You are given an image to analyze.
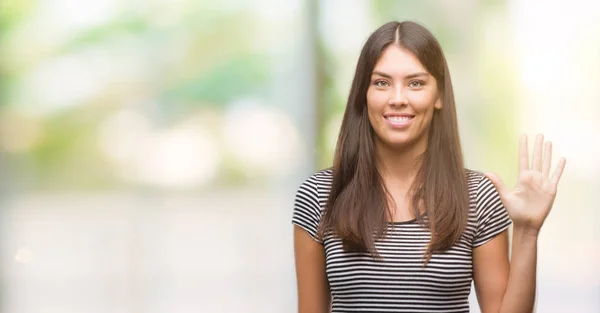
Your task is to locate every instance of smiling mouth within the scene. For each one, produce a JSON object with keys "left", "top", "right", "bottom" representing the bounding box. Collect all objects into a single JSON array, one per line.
[
  {"left": 384, "top": 114, "right": 415, "bottom": 128},
  {"left": 385, "top": 116, "right": 414, "bottom": 122}
]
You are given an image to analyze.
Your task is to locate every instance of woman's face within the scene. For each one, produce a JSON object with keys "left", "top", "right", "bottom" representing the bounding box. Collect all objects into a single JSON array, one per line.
[{"left": 366, "top": 45, "right": 442, "bottom": 151}]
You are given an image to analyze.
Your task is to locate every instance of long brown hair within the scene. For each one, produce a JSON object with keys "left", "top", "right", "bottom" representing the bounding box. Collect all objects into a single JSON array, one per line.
[{"left": 318, "top": 21, "right": 469, "bottom": 262}]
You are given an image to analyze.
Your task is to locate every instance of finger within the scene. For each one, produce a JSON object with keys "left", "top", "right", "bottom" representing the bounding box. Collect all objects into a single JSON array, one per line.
[
  {"left": 551, "top": 157, "right": 566, "bottom": 189},
  {"left": 542, "top": 141, "right": 552, "bottom": 177},
  {"left": 485, "top": 172, "right": 508, "bottom": 196},
  {"left": 532, "top": 133, "right": 544, "bottom": 171},
  {"left": 519, "top": 134, "right": 529, "bottom": 173}
]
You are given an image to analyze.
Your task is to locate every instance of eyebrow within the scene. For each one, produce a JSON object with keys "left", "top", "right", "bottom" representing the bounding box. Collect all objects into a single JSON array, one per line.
[{"left": 371, "top": 71, "right": 429, "bottom": 80}]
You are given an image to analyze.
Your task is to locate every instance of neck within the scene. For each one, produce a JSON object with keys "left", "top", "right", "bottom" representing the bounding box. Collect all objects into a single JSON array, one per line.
[{"left": 376, "top": 137, "right": 428, "bottom": 190}]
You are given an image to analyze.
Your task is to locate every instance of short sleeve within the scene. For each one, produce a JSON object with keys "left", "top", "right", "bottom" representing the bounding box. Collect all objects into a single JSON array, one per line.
[
  {"left": 291, "top": 174, "right": 323, "bottom": 244},
  {"left": 473, "top": 175, "right": 512, "bottom": 247}
]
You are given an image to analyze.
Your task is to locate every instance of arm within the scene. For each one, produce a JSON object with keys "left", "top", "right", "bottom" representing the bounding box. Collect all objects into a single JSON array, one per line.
[
  {"left": 473, "top": 228, "right": 539, "bottom": 313},
  {"left": 293, "top": 226, "right": 331, "bottom": 313},
  {"left": 481, "top": 133, "right": 566, "bottom": 313},
  {"left": 473, "top": 230, "right": 509, "bottom": 313},
  {"left": 498, "top": 227, "right": 539, "bottom": 313}
]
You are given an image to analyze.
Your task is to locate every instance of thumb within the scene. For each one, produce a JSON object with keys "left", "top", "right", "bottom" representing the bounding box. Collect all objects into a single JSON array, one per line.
[{"left": 484, "top": 172, "right": 508, "bottom": 196}]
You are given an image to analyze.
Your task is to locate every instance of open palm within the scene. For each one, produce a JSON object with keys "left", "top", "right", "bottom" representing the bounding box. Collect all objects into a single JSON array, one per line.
[{"left": 485, "top": 134, "right": 566, "bottom": 232}]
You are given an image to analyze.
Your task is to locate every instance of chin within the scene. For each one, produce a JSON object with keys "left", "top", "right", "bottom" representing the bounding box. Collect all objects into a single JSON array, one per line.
[
  {"left": 380, "top": 136, "right": 412, "bottom": 148},
  {"left": 380, "top": 133, "right": 425, "bottom": 150}
]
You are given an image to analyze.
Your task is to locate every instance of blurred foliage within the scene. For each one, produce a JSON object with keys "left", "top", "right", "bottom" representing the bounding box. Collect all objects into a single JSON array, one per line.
[
  {"left": 0, "top": 0, "right": 34, "bottom": 33},
  {"left": 58, "top": 16, "right": 150, "bottom": 53},
  {"left": 162, "top": 54, "right": 269, "bottom": 107},
  {"left": 28, "top": 108, "right": 118, "bottom": 189},
  {"left": 0, "top": 1, "right": 275, "bottom": 190}
]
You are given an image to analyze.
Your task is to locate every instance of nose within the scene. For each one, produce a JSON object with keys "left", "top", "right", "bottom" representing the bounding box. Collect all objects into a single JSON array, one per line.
[{"left": 388, "top": 85, "right": 407, "bottom": 106}]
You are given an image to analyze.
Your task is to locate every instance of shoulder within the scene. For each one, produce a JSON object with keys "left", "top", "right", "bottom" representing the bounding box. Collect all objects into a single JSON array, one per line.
[
  {"left": 465, "top": 168, "right": 485, "bottom": 184},
  {"left": 311, "top": 167, "right": 334, "bottom": 185},
  {"left": 297, "top": 168, "right": 333, "bottom": 194},
  {"left": 292, "top": 168, "right": 333, "bottom": 243},
  {"left": 464, "top": 168, "right": 504, "bottom": 215},
  {"left": 464, "top": 169, "right": 501, "bottom": 201},
  {"left": 464, "top": 168, "right": 489, "bottom": 197},
  {"left": 294, "top": 168, "right": 333, "bottom": 207}
]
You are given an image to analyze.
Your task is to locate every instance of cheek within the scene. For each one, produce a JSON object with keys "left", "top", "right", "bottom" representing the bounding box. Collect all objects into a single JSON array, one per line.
[
  {"left": 366, "top": 90, "right": 386, "bottom": 114},
  {"left": 407, "top": 91, "right": 438, "bottom": 112}
]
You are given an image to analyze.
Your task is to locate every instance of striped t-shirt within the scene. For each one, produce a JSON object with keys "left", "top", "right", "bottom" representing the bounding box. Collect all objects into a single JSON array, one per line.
[{"left": 292, "top": 169, "right": 511, "bottom": 313}]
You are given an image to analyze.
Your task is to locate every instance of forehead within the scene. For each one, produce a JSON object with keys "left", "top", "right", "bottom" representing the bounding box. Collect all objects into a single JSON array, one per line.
[{"left": 373, "top": 45, "right": 427, "bottom": 74}]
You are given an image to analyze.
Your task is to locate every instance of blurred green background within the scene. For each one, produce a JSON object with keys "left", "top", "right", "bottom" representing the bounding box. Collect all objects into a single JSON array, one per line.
[{"left": 0, "top": 0, "right": 598, "bottom": 312}]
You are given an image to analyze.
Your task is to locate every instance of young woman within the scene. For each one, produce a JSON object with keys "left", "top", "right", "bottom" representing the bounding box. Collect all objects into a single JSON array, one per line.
[{"left": 292, "top": 21, "right": 566, "bottom": 313}]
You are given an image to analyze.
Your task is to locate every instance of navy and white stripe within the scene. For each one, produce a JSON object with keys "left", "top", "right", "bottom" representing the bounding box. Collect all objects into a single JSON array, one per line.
[{"left": 292, "top": 169, "right": 511, "bottom": 313}]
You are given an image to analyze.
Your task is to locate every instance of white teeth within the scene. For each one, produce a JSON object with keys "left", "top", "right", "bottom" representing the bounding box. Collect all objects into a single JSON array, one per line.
[{"left": 387, "top": 116, "right": 412, "bottom": 122}]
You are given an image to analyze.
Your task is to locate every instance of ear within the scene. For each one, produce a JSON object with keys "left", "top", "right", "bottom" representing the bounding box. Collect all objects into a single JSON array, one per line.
[{"left": 434, "top": 96, "right": 443, "bottom": 109}]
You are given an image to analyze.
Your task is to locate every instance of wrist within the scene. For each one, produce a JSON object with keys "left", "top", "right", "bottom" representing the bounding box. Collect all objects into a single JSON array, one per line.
[{"left": 513, "top": 225, "right": 541, "bottom": 239}]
